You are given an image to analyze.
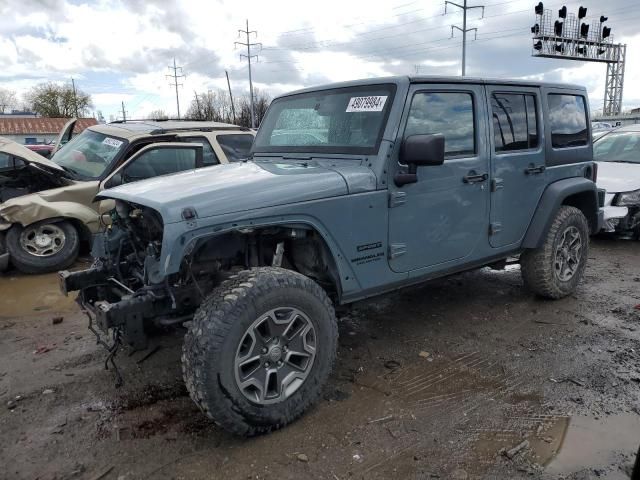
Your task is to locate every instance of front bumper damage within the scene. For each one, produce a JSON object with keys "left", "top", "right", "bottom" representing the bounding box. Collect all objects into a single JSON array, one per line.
[
  {"left": 60, "top": 267, "right": 158, "bottom": 350},
  {"left": 601, "top": 205, "right": 640, "bottom": 236}
]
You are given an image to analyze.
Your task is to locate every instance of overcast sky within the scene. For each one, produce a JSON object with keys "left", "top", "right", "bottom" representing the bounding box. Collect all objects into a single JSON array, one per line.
[{"left": 1, "top": 0, "right": 639, "bottom": 120}]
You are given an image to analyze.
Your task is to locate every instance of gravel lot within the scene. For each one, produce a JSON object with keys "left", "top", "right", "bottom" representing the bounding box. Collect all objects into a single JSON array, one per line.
[{"left": 0, "top": 237, "right": 639, "bottom": 480}]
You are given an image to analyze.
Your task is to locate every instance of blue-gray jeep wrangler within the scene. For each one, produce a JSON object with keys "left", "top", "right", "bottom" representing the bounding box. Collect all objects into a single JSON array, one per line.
[{"left": 61, "top": 76, "right": 603, "bottom": 436}]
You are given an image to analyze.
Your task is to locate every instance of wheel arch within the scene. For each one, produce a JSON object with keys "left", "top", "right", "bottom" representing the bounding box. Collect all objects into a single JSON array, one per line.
[
  {"left": 170, "top": 218, "right": 357, "bottom": 302},
  {"left": 522, "top": 177, "right": 599, "bottom": 249}
]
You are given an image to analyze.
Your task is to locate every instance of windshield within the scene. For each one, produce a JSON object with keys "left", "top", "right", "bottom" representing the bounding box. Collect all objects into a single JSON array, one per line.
[
  {"left": 217, "top": 133, "right": 254, "bottom": 162},
  {"left": 594, "top": 130, "right": 640, "bottom": 164},
  {"left": 52, "top": 130, "right": 126, "bottom": 179},
  {"left": 253, "top": 84, "right": 396, "bottom": 155}
]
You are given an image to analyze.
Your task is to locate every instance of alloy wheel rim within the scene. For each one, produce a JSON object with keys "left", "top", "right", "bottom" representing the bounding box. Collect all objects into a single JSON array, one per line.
[
  {"left": 19, "top": 224, "right": 66, "bottom": 257},
  {"left": 234, "top": 307, "right": 317, "bottom": 405},
  {"left": 554, "top": 226, "right": 582, "bottom": 282}
]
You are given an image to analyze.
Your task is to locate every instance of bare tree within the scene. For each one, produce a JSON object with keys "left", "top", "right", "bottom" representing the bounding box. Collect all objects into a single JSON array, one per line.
[
  {"left": 147, "top": 109, "right": 169, "bottom": 120},
  {"left": 185, "top": 89, "right": 234, "bottom": 123},
  {"left": 24, "top": 82, "right": 93, "bottom": 117},
  {"left": 237, "top": 88, "right": 271, "bottom": 128},
  {"left": 0, "top": 88, "right": 17, "bottom": 113},
  {"left": 186, "top": 87, "right": 271, "bottom": 127}
]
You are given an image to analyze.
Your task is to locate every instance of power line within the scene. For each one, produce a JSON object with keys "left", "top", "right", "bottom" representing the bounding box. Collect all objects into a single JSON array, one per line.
[
  {"left": 235, "top": 19, "right": 261, "bottom": 128},
  {"left": 446, "top": 0, "right": 485, "bottom": 76},
  {"left": 166, "top": 58, "right": 185, "bottom": 119}
]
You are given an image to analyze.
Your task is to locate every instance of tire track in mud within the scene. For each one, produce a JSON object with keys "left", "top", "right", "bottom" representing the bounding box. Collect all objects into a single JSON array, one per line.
[{"left": 348, "top": 351, "right": 563, "bottom": 477}]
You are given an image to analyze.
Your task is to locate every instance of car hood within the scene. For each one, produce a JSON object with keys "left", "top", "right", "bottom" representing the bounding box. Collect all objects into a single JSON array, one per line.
[
  {"left": 100, "top": 161, "right": 374, "bottom": 224},
  {"left": 596, "top": 161, "right": 640, "bottom": 193},
  {"left": 0, "top": 137, "right": 65, "bottom": 172}
]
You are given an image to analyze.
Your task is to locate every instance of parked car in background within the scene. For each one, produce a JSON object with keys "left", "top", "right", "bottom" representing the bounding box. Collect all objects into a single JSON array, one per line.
[
  {"left": 25, "top": 143, "right": 56, "bottom": 159},
  {"left": 0, "top": 120, "right": 255, "bottom": 273},
  {"left": 592, "top": 121, "right": 614, "bottom": 131},
  {"left": 595, "top": 124, "right": 640, "bottom": 238}
]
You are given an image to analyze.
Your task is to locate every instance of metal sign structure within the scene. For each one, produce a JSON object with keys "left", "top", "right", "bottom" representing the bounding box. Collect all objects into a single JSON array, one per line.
[{"left": 531, "top": 3, "right": 626, "bottom": 115}]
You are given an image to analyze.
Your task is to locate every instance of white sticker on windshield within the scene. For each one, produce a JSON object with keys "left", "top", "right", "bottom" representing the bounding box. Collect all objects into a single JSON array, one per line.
[
  {"left": 102, "top": 137, "right": 123, "bottom": 148},
  {"left": 346, "top": 96, "right": 387, "bottom": 113}
]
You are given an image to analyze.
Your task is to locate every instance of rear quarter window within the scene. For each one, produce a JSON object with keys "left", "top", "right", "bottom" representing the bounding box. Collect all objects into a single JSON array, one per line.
[{"left": 548, "top": 94, "right": 588, "bottom": 148}]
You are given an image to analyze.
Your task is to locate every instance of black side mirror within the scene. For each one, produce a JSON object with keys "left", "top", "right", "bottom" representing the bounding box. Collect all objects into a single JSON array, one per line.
[
  {"left": 395, "top": 134, "right": 445, "bottom": 186},
  {"left": 105, "top": 172, "right": 123, "bottom": 189}
]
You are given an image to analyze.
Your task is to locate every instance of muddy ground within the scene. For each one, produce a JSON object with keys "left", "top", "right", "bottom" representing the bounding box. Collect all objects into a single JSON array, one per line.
[{"left": 0, "top": 237, "right": 639, "bottom": 480}]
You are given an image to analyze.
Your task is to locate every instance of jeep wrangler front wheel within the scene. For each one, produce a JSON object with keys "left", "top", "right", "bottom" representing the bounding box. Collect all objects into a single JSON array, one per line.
[
  {"left": 182, "top": 267, "right": 338, "bottom": 436},
  {"left": 520, "top": 205, "right": 589, "bottom": 299}
]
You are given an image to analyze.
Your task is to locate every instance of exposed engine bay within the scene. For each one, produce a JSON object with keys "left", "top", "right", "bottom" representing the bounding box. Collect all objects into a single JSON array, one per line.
[
  {"left": 0, "top": 163, "right": 70, "bottom": 203},
  {"left": 60, "top": 199, "right": 340, "bottom": 379}
]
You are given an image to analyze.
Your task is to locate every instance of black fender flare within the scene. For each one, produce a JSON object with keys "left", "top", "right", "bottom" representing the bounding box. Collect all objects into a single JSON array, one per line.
[{"left": 522, "top": 177, "right": 599, "bottom": 249}]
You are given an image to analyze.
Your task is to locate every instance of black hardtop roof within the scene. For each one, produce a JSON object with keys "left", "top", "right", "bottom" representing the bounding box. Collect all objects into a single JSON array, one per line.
[{"left": 280, "top": 75, "right": 586, "bottom": 98}]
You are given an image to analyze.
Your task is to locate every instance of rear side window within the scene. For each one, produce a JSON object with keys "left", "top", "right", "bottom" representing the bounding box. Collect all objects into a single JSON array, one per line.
[
  {"left": 183, "top": 137, "right": 219, "bottom": 166},
  {"left": 548, "top": 94, "right": 588, "bottom": 148},
  {"left": 491, "top": 93, "right": 538, "bottom": 152},
  {"left": 123, "top": 147, "right": 196, "bottom": 182},
  {"left": 217, "top": 134, "right": 254, "bottom": 162},
  {"left": 405, "top": 92, "right": 475, "bottom": 158}
]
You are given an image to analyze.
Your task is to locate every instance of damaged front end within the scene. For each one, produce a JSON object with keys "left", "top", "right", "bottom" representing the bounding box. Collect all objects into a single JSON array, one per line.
[
  {"left": 601, "top": 190, "right": 640, "bottom": 238},
  {"left": 60, "top": 200, "right": 219, "bottom": 359}
]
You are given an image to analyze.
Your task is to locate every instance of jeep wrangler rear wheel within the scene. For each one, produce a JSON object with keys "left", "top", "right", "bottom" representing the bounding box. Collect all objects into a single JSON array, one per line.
[
  {"left": 182, "top": 267, "right": 338, "bottom": 436},
  {"left": 520, "top": 205, "right": 589, "bottom": 299}
]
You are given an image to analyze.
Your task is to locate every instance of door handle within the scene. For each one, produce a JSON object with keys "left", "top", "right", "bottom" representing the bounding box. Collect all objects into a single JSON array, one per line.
[
  {"left": 525, "top": 164, "right": 546, "bottom": 175},
  {"left": 463, "top": 171, "right": 488, "bottom": 184}
]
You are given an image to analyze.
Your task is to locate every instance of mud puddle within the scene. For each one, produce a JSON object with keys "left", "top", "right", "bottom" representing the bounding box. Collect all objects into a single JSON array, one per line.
[
  {"left": 0, "top": 271, "right": 78, "bottom": 316},
  {"left": 546, "top": 413, "right": 640, "bottom": 477}
]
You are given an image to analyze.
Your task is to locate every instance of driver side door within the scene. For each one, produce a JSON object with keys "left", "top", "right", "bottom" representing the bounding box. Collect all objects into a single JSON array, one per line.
[
  {"left": 388, "top": 84, "right": 490, "bottom": 273},
  {"left": 100, "top": 143, "right": 203, "bottom": 189}
]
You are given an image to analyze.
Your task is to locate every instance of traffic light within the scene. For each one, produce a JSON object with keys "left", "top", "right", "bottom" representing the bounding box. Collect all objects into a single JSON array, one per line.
[
  {"left": 554, "top": 20, "right": 563, "bottom": 36},
  {"left": 531, "top": 24, "right": 540, "bottom": 34},
  {"left": 558, "top": 6, "right": 567, "bottom": 18},
  {"left": 535, "top": 2, "right": 544, "bottom": 15},
  {"left": 578, "top": 6, "right": 587, "bottom": 19},
  {"left": 580, "top": 23, "right": 589, "bottom": 37},
  {"left": 602, "top": 26, "right": 611, "bottom": 39},
  {"left": 600, "top": 16, "right": 608, "bottom": 23},
  {"left": 534, "top": 40, "right": 543, "bottom": 50}
]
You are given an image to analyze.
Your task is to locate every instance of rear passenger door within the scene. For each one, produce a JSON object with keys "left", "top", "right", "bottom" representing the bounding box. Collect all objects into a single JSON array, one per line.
[{"left": 487, "top": 87, "right": 546, "bottom": 247}]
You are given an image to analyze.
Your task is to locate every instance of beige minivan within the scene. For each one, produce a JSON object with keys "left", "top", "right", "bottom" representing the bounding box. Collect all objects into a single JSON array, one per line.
[{"left": 0, "top": 120, "right": 255, "bottom": 274}]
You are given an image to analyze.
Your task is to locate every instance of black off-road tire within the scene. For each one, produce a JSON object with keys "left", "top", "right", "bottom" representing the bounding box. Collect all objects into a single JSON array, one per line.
[
  {"left": 182, "top": 267, "right": 338, "bottom": 436},
  {"left": 520, "top": 205, "right": 589, "bottom": 299},
  {"left": 5, "top": 220, "right": 79, "bottom": 274}
]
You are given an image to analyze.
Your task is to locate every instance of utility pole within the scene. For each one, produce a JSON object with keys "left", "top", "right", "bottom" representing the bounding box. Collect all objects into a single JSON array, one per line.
[
  {"left": 226, "top": 70, "right": 237, "bottom": 124},
  {"left": 121, "top": 101, "right": 127, "bottom": 122},
  {"left": 235, "top": 20, "right": 261, "bottom": 128},
  {"left": 446, "top": 0, "right": 484, "bottom": 76},
  {"left": 166, "top": 58, "right": 185, "bottom": 119},
  {"left": 71, "top": 77, "right": 79, "bottom": 117}
]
